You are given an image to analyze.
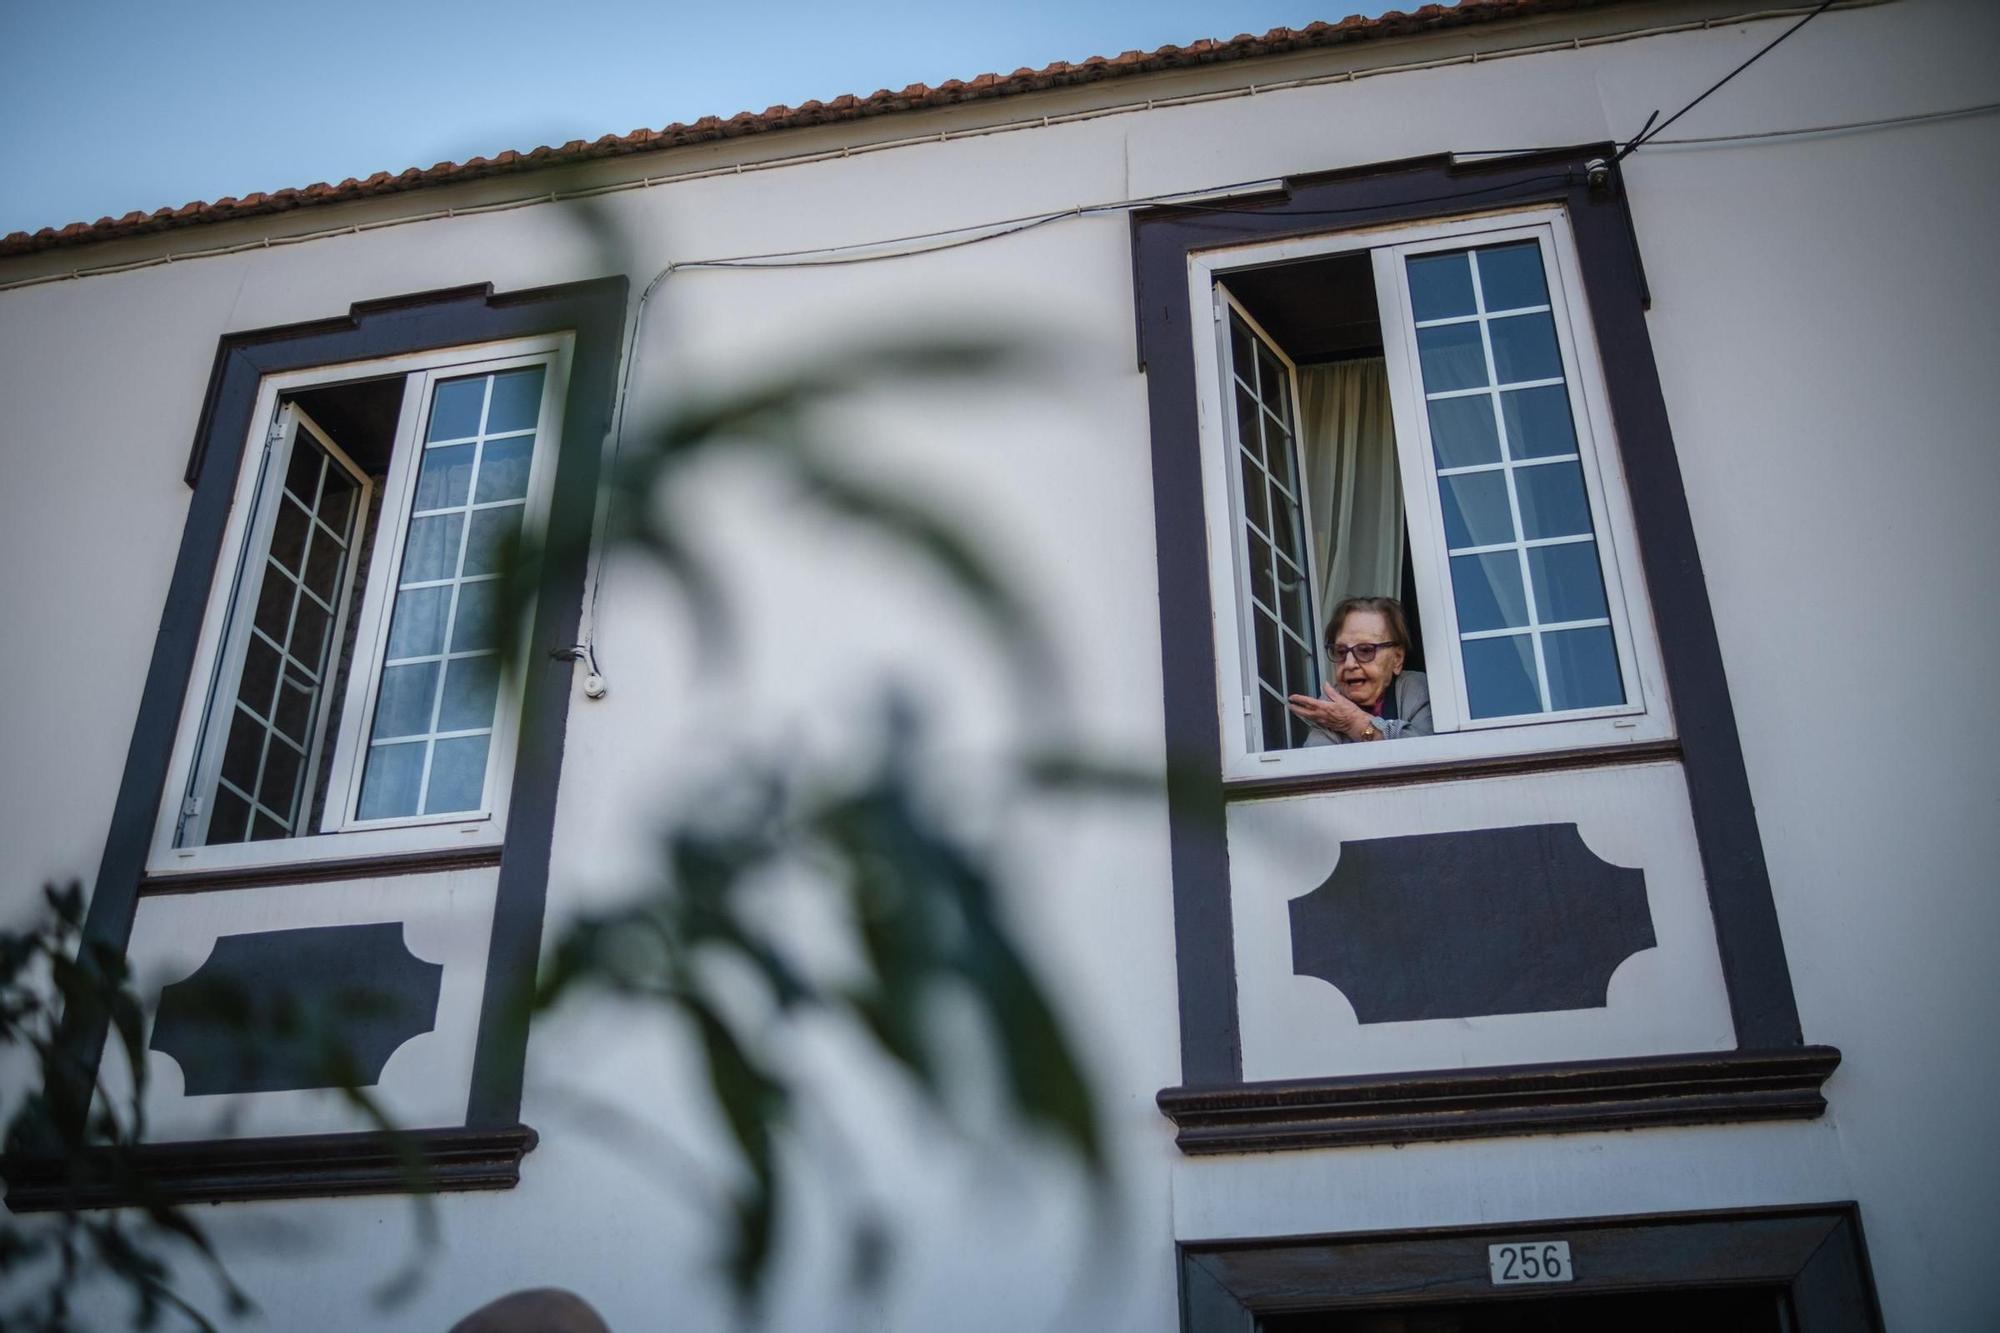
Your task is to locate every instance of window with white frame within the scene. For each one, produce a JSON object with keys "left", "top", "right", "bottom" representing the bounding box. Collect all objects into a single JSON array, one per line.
[
  {"left": 1225, "top": 296, "right": 1327, "bottom": 753},
  {"left": 1192, "top": 207, "right": 1672, "bottom": 779},
  {"left": 152, "top": 336, "right": 570, "bottom": 872}
]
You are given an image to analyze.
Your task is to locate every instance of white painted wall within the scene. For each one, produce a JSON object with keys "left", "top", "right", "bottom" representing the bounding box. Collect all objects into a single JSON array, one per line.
[
  {"left": 1228, "top": 762, "right": 1737, "bottom": 1082},
  {"left": 2, "top": 1, "right": 1997, "bottom": 1327},
  {"left": 110, "top": 870, "right": 499, "bottom": 1141}
]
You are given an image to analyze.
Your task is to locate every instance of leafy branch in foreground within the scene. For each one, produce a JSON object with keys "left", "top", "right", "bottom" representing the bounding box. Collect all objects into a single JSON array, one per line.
[
  {"left": 501, "top": 332, "right": 1133, "bottom": 1306},
  {"left": 0, "top": 884, "right": 252, "bottom": 1332},
  {"left": 1, "top": 885, "right": 445, "bottom": 1330},
  {"left": 1, "top": 325, "right": 1142, "bottom": 1327},
  {"left": 535, "top": 707, "right": 1107, "bottom": 1297}
]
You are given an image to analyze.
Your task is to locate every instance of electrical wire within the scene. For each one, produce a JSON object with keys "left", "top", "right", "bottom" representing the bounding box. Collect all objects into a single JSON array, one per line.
[
  {"left": 579, "top": 158, "right": 1603, "bottom": 674},
  {"left": 1154, "top": 171, "right": 1580, "bottom": 220},
  {"left": 672, "top": 210, "right": 1083, "bottom": 270},
  {"left": 532, "top": 0, "right": 1961, "bottom": 684},
  {"left": 576, "top": 79, "right": 1999, "bottom": 681},
  {"left": 1640, "top": 98, "right": 2000, "bottom": 147},
  {"left": 1432, "top": 97, "right": 2000, "bottom": 163},
  {"left": 1446, "top": 98, "right": 2000, "bottom": 158},
  {"left": 1616, "top": 0, "right": 1838, "bottom": 161},
  {"left": 578, "top": 180, "right": 1281, "bottom": 675}
]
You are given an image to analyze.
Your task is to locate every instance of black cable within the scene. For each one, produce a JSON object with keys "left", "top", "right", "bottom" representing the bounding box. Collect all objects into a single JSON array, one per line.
[
  {"left": 1446, "top": 98, "right": 2000, "bottom": 157},
  {"left": 1625, "top": 109, "right": 1661, "bottom": 156},
  {"left": 676, "top": 211, "right": 1077, "bottom": 270},
  {"left": 1157, "top": 171, "right": 1579, "bottom": 221},
  {"left": 1616, "top": 0, "right": 1837, "bottom": 161},
  {"left": 1656, "top": 97, "right": 2000, "bottom": 145},
  {"left": 580, "top": 0, "right": 1855, "bottom": 670}
]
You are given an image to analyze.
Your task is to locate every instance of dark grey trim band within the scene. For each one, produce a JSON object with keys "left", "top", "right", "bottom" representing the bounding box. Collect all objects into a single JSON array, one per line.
[
  {"left": 1158, "top": 1047, "right": 1840, "bottom": 1154},
  {"left": 1224, "top": 737, "right": 1683, "bottom": 800},
  {"left": 1130, "top": 148, "right": 1809, "bottom": 1109},
  {"left": 139, "top": 845, "right": 505, "bottom": 896},
  {"left": 54, "top": 277, "right": 629, "bottom": 1159},
  {"left": 2, "top": 1125, "right": 537, "bottom": 1212},
  {"left": 1179, "top": 1203, "right": 1882, "bottom": 1331}
]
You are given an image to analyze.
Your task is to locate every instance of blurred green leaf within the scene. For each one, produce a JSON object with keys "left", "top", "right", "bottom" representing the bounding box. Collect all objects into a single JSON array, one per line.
[{"left": 0, "top": 885, "right": 258, "bottom": 1332}]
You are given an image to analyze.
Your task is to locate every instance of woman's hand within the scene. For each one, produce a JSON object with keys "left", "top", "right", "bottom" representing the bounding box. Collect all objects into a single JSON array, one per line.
[{"left": 1287, "top": 683, "right": 1379, "bottom": 740}]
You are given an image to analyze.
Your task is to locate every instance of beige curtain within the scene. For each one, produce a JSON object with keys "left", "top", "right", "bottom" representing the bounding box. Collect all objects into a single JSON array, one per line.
[{"left": 1299, "top": 358, "right": 1404, "bottom": 639}]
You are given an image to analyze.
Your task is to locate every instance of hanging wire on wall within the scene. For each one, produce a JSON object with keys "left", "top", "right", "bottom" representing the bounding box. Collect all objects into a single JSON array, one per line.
[{"left": 580, "top": 0, "right": 1957, "bottom": 689}]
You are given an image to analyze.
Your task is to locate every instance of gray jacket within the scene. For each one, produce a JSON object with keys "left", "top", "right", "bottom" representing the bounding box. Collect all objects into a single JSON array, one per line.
[{"left": 1303, "top": 671, "right": 1433, "bottom": 745}]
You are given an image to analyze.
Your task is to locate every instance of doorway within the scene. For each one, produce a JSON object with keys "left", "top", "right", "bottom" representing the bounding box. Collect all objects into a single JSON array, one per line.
[{"left": 1180, "top": 1205, "right": 1880, "bottom": 1333}]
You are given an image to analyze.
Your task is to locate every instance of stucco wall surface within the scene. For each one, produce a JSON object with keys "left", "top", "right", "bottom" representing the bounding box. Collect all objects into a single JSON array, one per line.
[{"left": 1, "top": 1, "right": 1995, "bottom": 1328}]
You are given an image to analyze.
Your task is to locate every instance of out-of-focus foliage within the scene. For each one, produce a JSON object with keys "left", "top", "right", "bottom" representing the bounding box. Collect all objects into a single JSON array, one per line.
[
  {"left": 0, "top": 884, "right": 252, "bottom": 1331},
  {"left": 535, "top": 712, "right": 1106, "bottom": 1296},
  {"left": 509, "top": 334, "right": 1126, "bottom": 1303},
  {"left": 3, "top": 229, "right": 1139, "bottom": 1328}
]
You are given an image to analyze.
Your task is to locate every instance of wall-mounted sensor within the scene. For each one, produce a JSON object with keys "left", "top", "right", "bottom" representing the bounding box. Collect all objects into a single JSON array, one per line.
[{"left": 553, "top": 644, "right": 609, "bottom": 699}]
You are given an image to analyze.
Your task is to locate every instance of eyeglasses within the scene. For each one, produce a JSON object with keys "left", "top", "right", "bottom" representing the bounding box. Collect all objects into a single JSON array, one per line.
[{"left": 1328, "top": 641, "right": 1398, "bottom": 664}]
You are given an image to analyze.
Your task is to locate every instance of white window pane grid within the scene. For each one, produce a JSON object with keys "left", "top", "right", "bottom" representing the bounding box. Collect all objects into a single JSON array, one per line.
[
  {"left": 1187, "top": 211, "right": 1669, "bottom": 785},
  {"left": 1228, "top": 310, "right": 1319, "bottom": 749},
  {"left": 421, "top": 425, "right": 535, "bottom": 450},
  {"left": 1435, "top": 453, "right": 1580, "bottom": 478},
  {"left": 1425, "top": 377, "right": 1564, "bottom": 401},
  {"left": 201, "top": 437, "right": 360, "bottom": 843},
  {"left": 1411, "top": 243, "right": 1619, "bottom": 720},
  {"left": 358, "top": 371, "right": 540, "bottom": 820}
]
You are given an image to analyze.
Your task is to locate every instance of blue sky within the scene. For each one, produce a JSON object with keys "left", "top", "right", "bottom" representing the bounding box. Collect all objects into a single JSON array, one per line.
[{"left": 0, "top": 1, "right": 1394, "bottom": 238}]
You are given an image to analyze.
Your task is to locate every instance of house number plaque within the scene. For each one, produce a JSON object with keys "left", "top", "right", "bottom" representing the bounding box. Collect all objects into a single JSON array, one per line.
[{"left": 1487, "top": 1241, "right": 1573, "bottom": 1286}]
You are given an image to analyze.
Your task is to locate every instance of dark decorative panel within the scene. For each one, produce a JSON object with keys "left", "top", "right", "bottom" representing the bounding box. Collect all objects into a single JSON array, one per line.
[
  {"left": 150, "top": 923, "right": 443, "bottom": 1095},
  {"left": 1289, "top": 823, "right": 1654, "bottom": 1023}
]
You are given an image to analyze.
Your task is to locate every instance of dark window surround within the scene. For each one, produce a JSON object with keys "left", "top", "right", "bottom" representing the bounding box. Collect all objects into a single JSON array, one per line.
[
  {"left": 1132, "top": 148, "right": 1832, "bottom": 1147},
  {"left": 5, "top": 278, "right": 626, "bottom": 1213},
  {"left": 1180, "top": 1203, "right": 1883, "bottom": 1332},
  {"left": 2, "top": 1126, "right": 538, "bottom": 1212},
  {"left": 1158, "top": 1046, "right": 1839, "bottom": 1155}
]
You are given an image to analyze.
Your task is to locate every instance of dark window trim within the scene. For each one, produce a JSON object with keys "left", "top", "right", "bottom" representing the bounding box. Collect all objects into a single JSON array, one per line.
[
  {"left": 1158, "top": 1046, "right": 1840, "bottom": 1154},
  {"left": 31, "top": 278, "right": 627, "bottom": 1203},
  {"left": 3, "top": 1125, "right": 537, "bottom": 1212},
  {"left": 137, "top": 845, "right": 506, "bottom": 896},
  {"left": 1179, "top": 1203, "right": 1883, "bottom": 1331},
  {"left": 1131, "top": 148, "right": 1813, "bottom": 1106},
  {"left": 1224, "top": 736, "right": 1684, "bottom": 800}
]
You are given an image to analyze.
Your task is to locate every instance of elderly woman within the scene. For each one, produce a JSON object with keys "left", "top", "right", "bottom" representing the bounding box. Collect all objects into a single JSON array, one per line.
[{"left": 1289, "top": 596, "right": 1433, "bottom": 744}]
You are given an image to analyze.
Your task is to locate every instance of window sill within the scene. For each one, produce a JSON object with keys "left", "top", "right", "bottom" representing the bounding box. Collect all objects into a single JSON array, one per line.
[
  {"left": 1, "top": 1124, "right": 537, "bottom": 1213},
  {"left": 1222, "top": 709, "right": 1676, "bottom": 790},
  {"left": 1157, "top": 1046, "right": 1841, "bottom": 1154},
  {"left": 1224, "top": 736, "right": 1682, "bottom": 800},
  {"left": 145, "top": 820, "right": 504, "bottom": 887},
  {"left": 139, "top": 843, "right": 505, "bottom": 895}
]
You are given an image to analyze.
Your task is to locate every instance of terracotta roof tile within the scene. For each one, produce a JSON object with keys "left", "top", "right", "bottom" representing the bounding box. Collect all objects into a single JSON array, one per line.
[{"left": 1, "top": 0, "right": 1620, "bottom": 259}]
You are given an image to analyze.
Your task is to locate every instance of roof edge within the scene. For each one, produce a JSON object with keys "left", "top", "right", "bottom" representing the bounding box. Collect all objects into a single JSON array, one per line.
[{"left": 3, "top": 0, "right": 1635, "bottom": 261}]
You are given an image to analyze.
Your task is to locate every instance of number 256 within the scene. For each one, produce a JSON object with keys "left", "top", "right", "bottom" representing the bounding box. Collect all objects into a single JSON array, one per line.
[{"left": 1501, "top": 1244, "right": 1564, "bottom": 1280}]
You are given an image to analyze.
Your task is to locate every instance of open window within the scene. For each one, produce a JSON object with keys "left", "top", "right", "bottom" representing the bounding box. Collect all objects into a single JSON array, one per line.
[
  {"left": 149, "top": 336, "right": 572, "bottom": 875},
  {"left": 1193, "top": 207, "right": 1672, "bottom": 780}
]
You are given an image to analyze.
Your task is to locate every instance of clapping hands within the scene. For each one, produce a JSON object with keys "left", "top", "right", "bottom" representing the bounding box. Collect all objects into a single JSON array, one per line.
[{"left": 1287, "top": 683, "right": 1378, "bottom": 740}]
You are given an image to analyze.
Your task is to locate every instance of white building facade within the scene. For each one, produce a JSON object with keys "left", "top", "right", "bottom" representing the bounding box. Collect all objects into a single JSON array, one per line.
[{"left": 2, "top": 0, "right": 1996, "bottom": 1327}]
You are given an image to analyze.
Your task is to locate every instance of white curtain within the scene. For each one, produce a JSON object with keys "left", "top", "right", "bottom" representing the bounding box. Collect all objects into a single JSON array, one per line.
[{"left": 1299, "top": 357, "right": 1404, "bottom": 639}]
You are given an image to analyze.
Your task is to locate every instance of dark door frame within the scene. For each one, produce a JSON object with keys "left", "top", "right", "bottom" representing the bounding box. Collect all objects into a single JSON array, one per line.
[{"left": 1180, "top": 1203, "right": 1883, "bottom": 1332}]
